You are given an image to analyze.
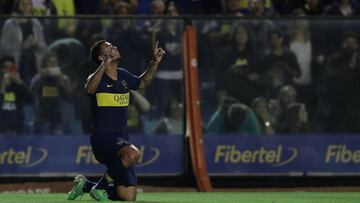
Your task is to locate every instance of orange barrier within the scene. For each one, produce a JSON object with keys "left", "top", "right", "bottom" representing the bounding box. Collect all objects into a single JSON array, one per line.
[{"left": 183, "top": 25, "right": 212, "bottom": 192}]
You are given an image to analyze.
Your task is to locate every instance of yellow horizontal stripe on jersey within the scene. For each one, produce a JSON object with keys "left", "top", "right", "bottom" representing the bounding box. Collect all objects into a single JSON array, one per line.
[{"left": 96, "top": 92, "right": 130, "bottom": 107}]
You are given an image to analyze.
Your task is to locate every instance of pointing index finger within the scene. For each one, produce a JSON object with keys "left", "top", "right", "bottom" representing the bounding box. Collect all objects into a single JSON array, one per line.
[{"left": 155, "top": 41, "right": 159, "bottom": 49}]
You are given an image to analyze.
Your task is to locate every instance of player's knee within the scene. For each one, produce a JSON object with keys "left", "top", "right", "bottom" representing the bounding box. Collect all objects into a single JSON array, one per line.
[
  {"left": 120, "top": 145, "right": 141, "bottom": 167},
  {"left": 127, "top": 146, "right": 140, "bottom": 166},
  {"left": 132, "top": 147, "right": 141, "bottom": 163},
  {"left": 116, "top": 187, "right": 137, "bottom": 201},
  {"left": 119, "top": 193, "right": 136, "bottom": 202}
]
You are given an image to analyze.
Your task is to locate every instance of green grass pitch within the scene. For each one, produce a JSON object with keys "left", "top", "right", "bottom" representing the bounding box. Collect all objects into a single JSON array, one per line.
[{"left": 0, "top": 192, "right": 360, "bottom": 203}]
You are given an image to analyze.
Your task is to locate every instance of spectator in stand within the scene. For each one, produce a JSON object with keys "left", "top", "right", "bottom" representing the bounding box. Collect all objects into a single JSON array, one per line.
[
  {"left": 149, "top": 16, "right": 183, "bottom": 117},
  {"left": 52, "top": 0, "right": 76, "bottom": 29},
  {"left": 206, "top": 95, "right": 260, "bottom": 134},
  {"left": 128, "top": 90, "right": 151, "bottom": 133},
  {"left": 324, "top": 32, "right": 360, "bottom": 133},
  {"left": 269, "top": 85, "right": 297, "bottom": 132},
  {"left": 48, "top": 38, "right": 86, "bottom": 84},
  {"left": 218, "top": 24, "right": 263, "bottom": 105},
  {"left": 288, "top": 16, "right": 318, "bottom": 119},
  {"left": 196, "top": 19, "right": 236, "bottom": 83},
  {"left": 323, "top": 0, "right": 359, "bottom": 16},
  {"left": 151, "top": 0, "right": 166, "bottom": 14},
  {"left": 240, "top": 0, "right": 275, "bottom": 16},
  {"left": 113, "top": 0, "right": 130, "bottom": 15},
  {"left": 72, "top": 0, "right": 145, "bottom": 14},
  {"left": 303, "top": 0, "right": 324, "bottom": 15},
  {"left": 30, "top": 51, "right": 71, "bottom": 135},
  {"left": 128, "top": 0, "right": 140, "bottom": 14},
  {"left": 251, "top": 97, "right": 275, "bottom": 134},
  {"left": 166, "top": 0, "right": 179, "bottom": 16},
  {"left": 206, "top": 95, "right": 238, "bottom": 134},
  {"left": 31, "top": 0, "right": 57, "bottom": 15},
  {"left": 30, "top": 0, "right": 59, "bottom": 44},
  {"left": 152, "top": 97, "right": 183, "bottom": 135},
  {"left": 0, "top": 0, "right": 46, "bottom": 84},
  {"left": 261, "top": 29, "right": 300, "bottom": 97},
  {"left": 226, "top": 103, "right": 261, "bottom": 134},
  {"left": 222, "top": 0, "right": 242, "bottom": 16},
  {"left": 246, "top": 1, "right": 276, "bottom": 54},
  {"left": 0, "top": 56, "right": 31, "bottom": 134},
  {"left": 25, "top": 0, "right": 53, "bottom": 15},
  {"left": 282, "top": 102, "right": 310, "bottom": 133},
  {"left": 143, "top": 0, "right": 166, "bottom": 33},
  {"left": 105, "top": 1, "right": 145, "bottom": 75}
]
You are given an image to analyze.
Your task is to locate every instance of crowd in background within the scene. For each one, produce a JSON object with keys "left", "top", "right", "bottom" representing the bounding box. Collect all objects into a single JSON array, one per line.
[
  {"left": 0, "top": 0, "right": 185, "bottom": 135},
  {"left": 198, "top": 19, "right": 360, "bottom": 135},
  {"left": 1, "top": 0, "right": 360, "bottom": 16},
  {"left": 0, "top": 0, "right": 359, "bottom": 136}
]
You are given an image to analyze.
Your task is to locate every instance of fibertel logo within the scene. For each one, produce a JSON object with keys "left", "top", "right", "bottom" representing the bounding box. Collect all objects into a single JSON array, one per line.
[
  {"left": 0, "top": 146, "right": 48, "bottom": 168},
  {"left": 325, "top": 145, "right": 360, "bottom": 163},
  {"left": 76, "top": 145, "right": 160, "bottom": 167},
  {"left": 214, "top": 145, "right": 298, "bottom": 166}
]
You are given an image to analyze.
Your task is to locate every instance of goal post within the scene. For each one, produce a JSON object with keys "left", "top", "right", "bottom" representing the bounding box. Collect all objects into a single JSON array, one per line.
[{"left": 183, "top": 25, "right": 212, "bottom": 192}]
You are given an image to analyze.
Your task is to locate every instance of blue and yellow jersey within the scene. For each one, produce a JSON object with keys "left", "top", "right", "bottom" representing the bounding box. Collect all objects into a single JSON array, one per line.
[{"left": 90, "top": 68, "right": 141, "bottom": 137}]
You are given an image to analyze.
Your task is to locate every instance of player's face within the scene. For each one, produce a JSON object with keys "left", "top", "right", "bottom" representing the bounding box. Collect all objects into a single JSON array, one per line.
[{"left": 101, "top": 42, "right": 121, "bottom": 60}]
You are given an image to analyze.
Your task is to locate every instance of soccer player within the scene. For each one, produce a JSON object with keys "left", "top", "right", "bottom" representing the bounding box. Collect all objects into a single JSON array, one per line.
[{"left": 67, "top": 40, "right": 165, "bottom": 201}]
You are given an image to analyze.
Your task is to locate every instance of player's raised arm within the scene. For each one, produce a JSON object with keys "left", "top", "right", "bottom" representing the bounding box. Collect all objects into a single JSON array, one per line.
[
  {"left": 85, "top": 47, "right": 113, "bottom": 94},
  {"left": 138, "top": 41, "right": 165, "bottom": 90}
]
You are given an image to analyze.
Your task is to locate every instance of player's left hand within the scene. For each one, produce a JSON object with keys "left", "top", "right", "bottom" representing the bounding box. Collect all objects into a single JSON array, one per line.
[{"left": 153, "top": 41, "right": 165, "bottom": 63}]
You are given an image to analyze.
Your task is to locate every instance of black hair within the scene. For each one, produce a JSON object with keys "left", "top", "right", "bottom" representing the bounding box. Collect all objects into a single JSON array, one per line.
[
  {"left": 229, "top": 23, "right": 253, "bottom": 51},
  {"left": 0, "top": 55, "right": 16, "bottom": 66},
  {"left": 90, "top": 40, "right": 106, "bottom": 66},
  {"left": 227, "top": 103, "right": 249, "bottom": 125},
  {"left": 219, "top": 96, "right": 238, "bottom": 115}
]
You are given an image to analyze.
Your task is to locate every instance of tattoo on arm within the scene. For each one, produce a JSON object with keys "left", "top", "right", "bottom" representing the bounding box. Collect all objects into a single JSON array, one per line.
[
  {"left": 85, "top": 64, "right": 106, "bottom": 94},
  {"left": 139, "top": 60, "right": 159, "bottom": 89}
]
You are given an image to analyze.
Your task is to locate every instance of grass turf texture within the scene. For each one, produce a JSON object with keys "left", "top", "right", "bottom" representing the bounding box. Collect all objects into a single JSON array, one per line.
[{"left": 0, "top": 192, "right": 360, "bottom": 203}]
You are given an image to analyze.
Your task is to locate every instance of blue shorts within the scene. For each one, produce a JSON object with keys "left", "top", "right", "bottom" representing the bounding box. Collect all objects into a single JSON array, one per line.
[{"left": 90, "top": 134, "right": 137, "bottom": 187}]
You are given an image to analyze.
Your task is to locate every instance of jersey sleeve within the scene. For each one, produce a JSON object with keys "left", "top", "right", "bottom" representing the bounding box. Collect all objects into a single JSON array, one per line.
[{"left": 119, "top": 68, "right": 141, "bottom": 90}]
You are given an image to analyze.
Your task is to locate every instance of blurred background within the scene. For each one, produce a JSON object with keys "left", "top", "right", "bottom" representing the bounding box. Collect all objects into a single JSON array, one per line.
[{"left": 1, "top": 0, "right": 360, "bottom": 194}]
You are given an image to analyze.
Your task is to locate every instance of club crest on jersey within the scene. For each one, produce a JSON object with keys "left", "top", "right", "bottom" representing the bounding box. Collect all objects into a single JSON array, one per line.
[{"left": 121, "top": 80, "right": 128, "bottom": 90}]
